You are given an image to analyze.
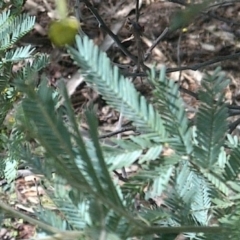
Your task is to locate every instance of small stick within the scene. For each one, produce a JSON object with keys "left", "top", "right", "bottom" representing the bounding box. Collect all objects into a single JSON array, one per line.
[
  {"left": 99, "top": 126, "right": 136, "bottom": 139},
  {"left": 144, "top": 27, "right": 169, "bottom": 61},
  {"left": 81, "top": 0, "right": 143, "bottom": 68}
]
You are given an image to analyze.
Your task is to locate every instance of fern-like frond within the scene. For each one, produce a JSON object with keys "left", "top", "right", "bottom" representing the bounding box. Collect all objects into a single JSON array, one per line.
[
  {"left": 200, "top": 169, "right": 229, "bottom": 195},
  {"left": 194, "top": 68, "right": 229, "bottom": 168},
  {"left": 96, "top": 134, "right": 165, "bottom": 169},
  {"left": 58, "top": 81, "right": 126, "bottom": 208},
  {"left": 85, "top": 109, "right": 125, "bottom": 207},
  {"left": 226, "top": 134, "right": 238, "bottom": 148},
  {"left": 4, "top": 45, "right": 35, "bottom": 63},
  {"left": 150, "top": 67, "right": 192, "bottom": 154},
  {"left": 0, "top": 126, "right": 24, "bottom": 183},
  {"left": 190, "top": 175, "right": 211, "bottom": 225},
  {"left": 15, "top": 79, "right": 91, "bottom": 187},
  {"left": 3, "top": 157, "right": 18, "bottom": 183},
  {"left": 217, "top": 206, "right": 240, "bottom": 240},
  {"left": 165, "top": 161, "right": 211, "bottom": 226},
  {"left": 224, "top": 146, "right": 240, "bottom": 181},
  {"left": 88, "top": 202, "right": 131, "bottom": 239},
  {"left": 0, "top": 13, "right": 35, "bottom": 50},
  {"left": 0, "top": 65, "right": 12, "bottom": 91},
  {"left": 0, "top": 11, "right": 11, "bottom": 34},
  {"left": 53, "top": 196, "right": 90, "bottom": 230},
  {"left": 15, "top": 79, "right": 144, "bottom": 231},
  {"left": 0, "top": 94, "right": 12, "bottom": 125},
  {"left": 68, "top": 36, "right": 166, "bottom": 137},
  {"left": 37, "top": 209, "right": 68, "bottom": 231},
  {"left": 13, "top": 53, "right": 49, "bottom": 86},
  {"left": 40, "top": 174, "right": 92, "bottom": 230},
  {"left": 122, "top": 155, "right": 179, "bottom": 199}
]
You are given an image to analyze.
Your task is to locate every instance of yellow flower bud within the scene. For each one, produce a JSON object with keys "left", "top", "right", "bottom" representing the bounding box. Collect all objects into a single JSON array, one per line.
[{"left": 48, "top": 17, "right": 80, "bottom": 47}]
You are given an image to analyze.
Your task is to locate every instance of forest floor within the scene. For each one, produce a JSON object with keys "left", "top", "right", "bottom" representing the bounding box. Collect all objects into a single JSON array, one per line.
[{"left": 2, "top": 0, "right": 240, "bottom": 238}]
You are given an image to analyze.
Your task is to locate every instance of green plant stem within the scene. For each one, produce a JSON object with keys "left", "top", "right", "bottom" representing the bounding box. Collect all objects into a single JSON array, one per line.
[
  {"left": 55, "top": 0, "right": 68, "bottom": 19},
  {"left": 134, "top": 225, "right": 227, "bottom": 236}
]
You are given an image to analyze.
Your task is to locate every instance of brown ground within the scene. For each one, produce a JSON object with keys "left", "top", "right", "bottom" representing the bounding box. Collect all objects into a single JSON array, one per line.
[{"left": 2, "top": 0, "right": 240, "bottom": 238}]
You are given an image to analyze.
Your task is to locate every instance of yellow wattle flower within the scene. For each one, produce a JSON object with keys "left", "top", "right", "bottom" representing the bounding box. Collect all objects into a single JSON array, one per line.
[{"left": 48, "top": 17, "right": 80, "bottom": 47}]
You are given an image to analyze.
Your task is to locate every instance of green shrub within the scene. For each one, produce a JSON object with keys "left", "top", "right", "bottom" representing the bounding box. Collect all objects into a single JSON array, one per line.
[{"left": 0, "top": 3, "right": 240, "bottom": 240}]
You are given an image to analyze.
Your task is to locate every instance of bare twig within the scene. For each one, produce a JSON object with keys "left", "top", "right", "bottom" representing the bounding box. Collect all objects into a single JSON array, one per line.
[
  {"left": 81, "top": 0, "right": 149, "bottom": 72},
  {"left": 116, "top": 113, "right": 128, "bottom": 179},
  {"left": 177, "top": 32, "right": 182, "bottom": 82},
  {"left": 99, "top": 126, "right": 136, "bottom": 139},
  {"left": 228, "top": 105, "right": 240, "bottom": 117},
  {"left": 128, "top": 18, "right": 145, "bottom": 72},
  {"left": 74, "top": 0, "right": 82, "bottom": 21},
  {"left": 228, "top": 105, "right": 240, "bottom": 110},
  {"left": 205, "top": 11, "right": 240, "bottom": 26},
  {"left": 134, "top": 0, "right": 142, "bottom": 72},
  {"left": 178, "top": 86, "right": 240, "bottom": 120},
  {"left": 167, "top": 52, "right": 240, "bottom": 72},
  {"left": 178, "top": 85, "right": 199, "bottom": 99},
  {"left": 144, "top": 27, "right": 169, "bottom": 61},
  {"left": 123, "top": 51, "right": 240, "bottom": 77},
  {"left": 229, "top": 118, "right": 240, "bottom": 133},
  {"left": 113, "top": 170, "right": 128, "bottom": 182},
  {"left": 74, "top": 0, "right": 86, "bottom": 36},
  {"left": 168, "top": 0, "right": 188, "bottom": 6},
  {"left": 136, "top": 0, "right": 140, "bottom": 22}
]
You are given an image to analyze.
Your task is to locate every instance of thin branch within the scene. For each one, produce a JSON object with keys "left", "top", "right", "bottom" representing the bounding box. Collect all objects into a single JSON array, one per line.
[
  {"left": 81, "top": 0, "right": 149, "bottom": 72},
  {"left": 228, "top": 107, "right": 240, "bottom": 117},
  {"left": 168, "top": 0, "right": 188, "bottom": 6},
  {"left": 133, "top": 0, "right": 144, "bottom": 73},
  {"left": 229, "top": 117, "right": 240, "bottom": 134},
  {"left": 205, "top": 11, "right": 240, "bottom": 26},
  {"left": 128, "top": 18, "right": 145, "bottom": 72},
  {"left": 166, "top": 52, "right": 240, "bottom": 72},
  {"left": 123, "top": 51, "right": 240, "bottom": 77},
  {"left": 228, "top": 105, "right": 240, "bottom": 110},
  {"left": 99, "top": 126, "right": 136, "bottom": 139},
  {"left": 74, "top": 0, "right": 86, "bottom": 36},
  {"left": 136, "top": 0, "right": 140, "bottom": 22},
  {"left": 144, "top": 27, "right": 169, "bottom": 61},
  {"left": 74, "top": 0, "right": 81, "bottom": 21},
  {"left": 177, "top": 32, "right": 182, "bottom": 82},
  {"left": 117, "top": 113, "right": 128, "bottom": 179},
  {"left": 179, "top": 85, "right": 199, "bottom": 99},
  {"left": 139, "top": 225, "right": 226, "bottom": 235},
  {"left": 113, "top": 170, "right": 128, "bottom": 182}
]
